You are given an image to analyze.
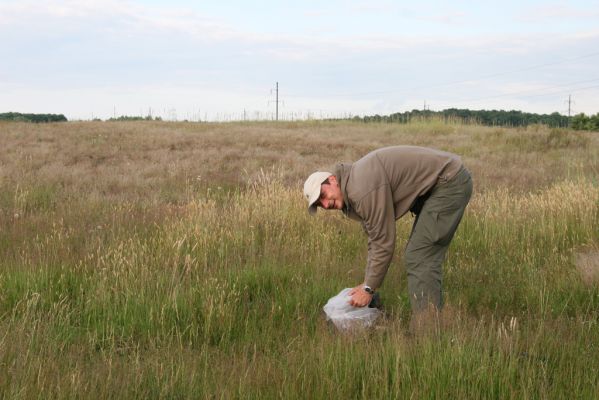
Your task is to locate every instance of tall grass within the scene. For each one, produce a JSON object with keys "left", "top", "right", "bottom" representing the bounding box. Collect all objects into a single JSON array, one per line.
[{"left": 1, "top": 120, "right": 598, "bottom": 398}]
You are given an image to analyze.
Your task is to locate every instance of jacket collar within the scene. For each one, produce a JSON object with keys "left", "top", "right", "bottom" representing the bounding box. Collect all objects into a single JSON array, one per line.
[{"left": 334, "top": 163, "right": 353, "bottom": 215}]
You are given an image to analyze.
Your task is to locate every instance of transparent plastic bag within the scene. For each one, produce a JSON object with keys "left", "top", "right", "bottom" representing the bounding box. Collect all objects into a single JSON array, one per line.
[{"left": 323, "top": 288, "right": 381, "bottom": 331}]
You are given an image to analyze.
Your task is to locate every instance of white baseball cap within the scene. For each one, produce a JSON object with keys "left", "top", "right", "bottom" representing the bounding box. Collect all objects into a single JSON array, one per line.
[{"left": 303, "top": 171, "right": 333, "bottom": 215}]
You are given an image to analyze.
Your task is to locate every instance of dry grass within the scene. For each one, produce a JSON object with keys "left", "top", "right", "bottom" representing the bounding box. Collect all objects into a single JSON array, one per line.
[
  {"left": 576, "top": 249, "right": 599, "bottom": 286},
  {"left": 1, "top": 120, "right": 597, "bottom": 205}
]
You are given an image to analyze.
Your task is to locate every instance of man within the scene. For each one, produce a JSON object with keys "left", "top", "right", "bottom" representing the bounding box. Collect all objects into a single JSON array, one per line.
[{"left": 303, "top": 146, "right": 472, "bottom": 316}]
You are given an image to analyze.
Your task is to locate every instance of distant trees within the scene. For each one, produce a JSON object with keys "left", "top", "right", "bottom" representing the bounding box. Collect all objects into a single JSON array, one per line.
[
  {"left": 357, "top": 109, "right": 573, "bottom": 128},
  {"left": 1, "top": 109, "right": 596, "bottom": 131},
  {"left": 0, "top": 112, "right": 67, "bottom": 122},
  {"left": 570, "top": 113, "right": 599, "bottom": 131},
  {"left": 107, "top": 115, "right": 162, "bottom": 121},
  {"left": 0, "top": 112, "right": 165, "bottom": 123}
]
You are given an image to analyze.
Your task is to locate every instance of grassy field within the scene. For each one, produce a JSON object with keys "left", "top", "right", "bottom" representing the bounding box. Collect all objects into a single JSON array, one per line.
[{"left": 1, "top": 119, "right": 598, "bottom": 399}]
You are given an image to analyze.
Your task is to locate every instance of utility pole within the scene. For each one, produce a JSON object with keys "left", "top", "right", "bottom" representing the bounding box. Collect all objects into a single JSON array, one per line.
[
  {"left": 564, "top": 95, "right": 575, "bottom": 118},
  {"left": 269, "top": 82, "right": 281, "bottom": 121}
]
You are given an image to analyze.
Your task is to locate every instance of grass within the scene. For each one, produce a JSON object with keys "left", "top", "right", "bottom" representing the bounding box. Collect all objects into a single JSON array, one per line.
[{"left": 0, "top": 120, "right": 598, "bottom": 399}]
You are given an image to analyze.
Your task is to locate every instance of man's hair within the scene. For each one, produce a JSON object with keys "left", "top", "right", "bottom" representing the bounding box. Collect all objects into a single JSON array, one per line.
[{"left": 322, "top": 177, "right": 331, "bottom": 185}]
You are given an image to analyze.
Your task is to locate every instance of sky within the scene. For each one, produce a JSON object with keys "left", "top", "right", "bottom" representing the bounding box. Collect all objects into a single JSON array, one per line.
[{"left": 1, "top": 0, "right": 599, "bottom": 121}]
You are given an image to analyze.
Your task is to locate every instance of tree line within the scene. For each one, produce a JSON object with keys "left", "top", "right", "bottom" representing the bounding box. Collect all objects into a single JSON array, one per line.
[
  {"left": 1, "top": 109, "right": 597, "bottom": 131},
  {"left": 353, "top": 108, "right": 598, "bottom": 131},
  {"left": 106, "top": 115, "right": 162, "bottom": 121},
  {"left": 0, "top": 112, "right": 67, "bottom": 123},
  {"left": 570, "top": 113, "right": 599, "bottom": 131}
]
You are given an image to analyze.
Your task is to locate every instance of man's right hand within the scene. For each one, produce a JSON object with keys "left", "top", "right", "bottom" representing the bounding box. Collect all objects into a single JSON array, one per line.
[
  {"left": 348, "top": 283, "right": 364, "bottom": 296},
  {"left": 348, "top": 283, "right": 372, "bottom": 307}
]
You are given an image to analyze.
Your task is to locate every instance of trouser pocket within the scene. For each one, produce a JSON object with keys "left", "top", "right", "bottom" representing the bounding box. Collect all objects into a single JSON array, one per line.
[
  {"left": 422, "top": 172, "right": 473, "bottom": 245},
  {"left": 430, "top": 210, "right": 461, "bottom": 246}
]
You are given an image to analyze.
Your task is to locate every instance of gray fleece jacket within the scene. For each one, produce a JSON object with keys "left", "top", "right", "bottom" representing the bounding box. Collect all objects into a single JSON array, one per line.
[{"left": 334, "top": 146, "right": 462, "bottom": 289}]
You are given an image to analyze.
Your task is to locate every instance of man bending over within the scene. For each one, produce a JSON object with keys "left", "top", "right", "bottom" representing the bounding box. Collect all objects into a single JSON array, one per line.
[{"left": 303, "top": 146, "right": 472, "bottom": 320}]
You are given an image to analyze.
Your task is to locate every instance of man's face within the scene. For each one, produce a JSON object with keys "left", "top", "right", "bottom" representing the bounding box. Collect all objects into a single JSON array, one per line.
[{"left": 317, "top": 175, "right": 344, "bottom": 210}]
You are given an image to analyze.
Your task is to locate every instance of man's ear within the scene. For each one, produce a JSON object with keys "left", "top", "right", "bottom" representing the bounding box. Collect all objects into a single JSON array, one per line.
[{"left": 328, "top": 175, "right": 338, "bottom": 185}]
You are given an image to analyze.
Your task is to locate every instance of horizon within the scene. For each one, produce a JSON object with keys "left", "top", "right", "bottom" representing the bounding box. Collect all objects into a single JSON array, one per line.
[{"left": 0, "top": 107, "right": 585, "bottom": 123}]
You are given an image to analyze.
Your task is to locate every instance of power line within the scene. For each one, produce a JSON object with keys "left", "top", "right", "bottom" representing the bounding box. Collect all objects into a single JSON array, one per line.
[
  {"left": 518, "top": 83, "right": 599, "bottom": 99},
  {"left": 433, "top": 78, "right": 599, "bottom": 109},
  {"left": 434, "top": 84, "right": 599, "bottom": 113},
  {"left": 285, "top": 50, "right": 599, "bottom": 99}
]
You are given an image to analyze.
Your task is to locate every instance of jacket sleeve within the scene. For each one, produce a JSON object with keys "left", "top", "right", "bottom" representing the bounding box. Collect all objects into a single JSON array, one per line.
[{"left": 356, "top": 184, "right": 396, "bottom": 289}]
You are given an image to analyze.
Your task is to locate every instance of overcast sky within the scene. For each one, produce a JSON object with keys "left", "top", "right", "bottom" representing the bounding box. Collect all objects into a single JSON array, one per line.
[{"left": 1, "top": 0, "right": 598, "bottom": 121}]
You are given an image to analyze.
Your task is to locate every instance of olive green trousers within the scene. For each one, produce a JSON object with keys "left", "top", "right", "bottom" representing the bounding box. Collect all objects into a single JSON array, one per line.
[{"left": 404, "top": 167, "right": 473, "bottom": 312}]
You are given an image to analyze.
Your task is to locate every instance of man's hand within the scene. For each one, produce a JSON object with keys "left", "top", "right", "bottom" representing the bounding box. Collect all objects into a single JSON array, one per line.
[{"left": 349, "top": 283, "right": 373, "bottom": 307}]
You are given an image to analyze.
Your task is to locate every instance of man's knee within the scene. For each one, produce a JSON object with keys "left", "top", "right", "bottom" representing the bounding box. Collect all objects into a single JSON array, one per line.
[{"left": 405, "top": 244, "right": 446, "bottom": 271}]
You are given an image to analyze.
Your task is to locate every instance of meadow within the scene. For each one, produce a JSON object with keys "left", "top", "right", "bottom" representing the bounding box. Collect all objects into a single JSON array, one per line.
[{"left": 0, "top": 119, "right": 598, "bottom": 399}]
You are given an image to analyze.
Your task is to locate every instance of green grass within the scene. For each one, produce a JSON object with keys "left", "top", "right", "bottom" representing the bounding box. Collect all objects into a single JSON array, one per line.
[{"left": 1, "top": 120, "right": 598, "bottom": 399}]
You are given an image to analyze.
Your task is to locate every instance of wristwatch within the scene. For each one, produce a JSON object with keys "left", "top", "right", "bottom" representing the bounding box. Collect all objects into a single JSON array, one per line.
[{"left": 363, "top": 285, "right": 375, "bottom": 295}]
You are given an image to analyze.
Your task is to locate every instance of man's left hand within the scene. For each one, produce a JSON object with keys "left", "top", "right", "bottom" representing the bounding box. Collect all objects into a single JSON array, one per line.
[{"left": 349, "top": 283, "right": 373, "bottom": 307}]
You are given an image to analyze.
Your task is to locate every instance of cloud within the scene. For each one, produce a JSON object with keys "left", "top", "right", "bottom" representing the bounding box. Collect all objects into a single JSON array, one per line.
[
  {"left": 0, "top": 0, "right": 131, "bottom": 23},
  {"left": 516, "top": 3, "right": 599, "bottom": 22},
  {"left": 0, "top": 0, "right": 239, "bottom": 42},
  {"left": 2, "top": 0, "right": 588, "bottom": 63},
  {"left": 420, "top": 11, "right": 468, "bottom": 25},
  {"left": 348, "top": 0, "right": 396, "bottom": 14}
]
